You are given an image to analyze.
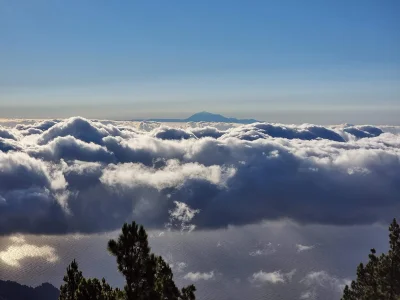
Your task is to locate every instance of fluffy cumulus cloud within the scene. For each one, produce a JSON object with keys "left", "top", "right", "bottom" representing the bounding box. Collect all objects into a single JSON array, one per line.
[
  {"left": 15, "top": 119, "right": 60, "bottom": 136},
  {"left": 151, "top": 126, "right": 197, "bottom": 140},
  {"left": 0, "top": 137, "right": 22, "bottom": 153},
  {"left": 0, "top": 235, "right": 58, "bottom": 267},
  {"left": 0, "top": 117, "right": 399, "bottom": 234},
  {"left": 0, "top": 126, "right": 18, "bottom": 140},
  {"left": 183, "top": 271, "right": 215, "bottom": 282},
  {"left": 250, "top": 269, "right": 296, "bottom": 284}
]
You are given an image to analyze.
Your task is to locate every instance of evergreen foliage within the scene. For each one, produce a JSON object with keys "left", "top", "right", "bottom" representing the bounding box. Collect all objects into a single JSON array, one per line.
[
  {"left": 59, "top": 222, "right": 196, "bottom": 300},
  {"left": 59, "top": 260, "right": 83, "bottom": 300},
  {"left": 342, "top": 218, "right": 400, "bottom": 300}
]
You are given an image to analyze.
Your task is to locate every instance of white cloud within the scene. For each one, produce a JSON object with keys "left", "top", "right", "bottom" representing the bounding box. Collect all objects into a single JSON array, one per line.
[
  {"left": 1, "top": 116, "right": 399, "bottom": 234},
  {"left": 176, "top": 262, "right": 187, "bottom": 273},
  {"left": 301, "top": 271, "right": 347, "bottom": 289},
  {"left": 151, "top": 126, "right": 197, "bottom": 140},
  {"left": 100, "top": 160, "right": 235, "bottom": 191},
  {"left": 300, "top": 291, "right": 314, "bottom": 299},
  {"left": 250, "top": 269, "right": 296, "bottom": 284},
  {"left": 300, "top": 270, "right": 351, "bottom": 298},
  {"left": 166, "top": 201, "right": 200, "bottom": 232},
  {"left": 184, "top": 271, "right": 215, "bottom": 281},
  {"left": 251, "top": 270, "right": 285, "bottom": 284},
  {"left": 9, "top": 235, "right": 26, "bottom": 244},
  {"left": 0, "top": 239, "right": 58, "bottom": 267},
  {"left": 0, "top": 125, "right": 18, "bottom": 140},
  {"left": 296, "top": 244, "right": 315, "bottom": 252},
  {"left": 169, "top": 201, "right": 200, "bottom": 223}
]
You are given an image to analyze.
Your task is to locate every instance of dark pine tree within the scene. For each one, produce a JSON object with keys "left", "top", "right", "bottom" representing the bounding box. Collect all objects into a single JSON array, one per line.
[
  {"left": 342, "top": 218, "right": 400, "bottom": 300},
  {"left": 75, "top": 278, "right": 123, "bottom": 300},
  {"left": 60, "top": 221, "right": 196, "bottom": 300},
  {"left": 108, "top": 221, "right": 196, "bottom": 300},
  {"left": 180, "top": 285, "right": 196, "bottom": 300},
  {"left": 107, "top": 222, "right": 159, "bottom": 300},
  {"left": 59, "top": 259, "right": 83, "bottom": 300}
]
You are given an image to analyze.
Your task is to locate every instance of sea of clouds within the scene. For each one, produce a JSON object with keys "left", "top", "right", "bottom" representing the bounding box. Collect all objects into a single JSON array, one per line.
[{"left": 0, "top": 117, "right": 399, "bottom": 234}]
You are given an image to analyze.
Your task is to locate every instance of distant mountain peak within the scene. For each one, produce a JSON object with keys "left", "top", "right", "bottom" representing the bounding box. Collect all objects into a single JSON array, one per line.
[
  {"left": 133, "top": 111, "right": 259, "bottom": 124},
  {"left": 0, "top": 280, "right": 59, "bottom": 300},
  {"left": 185, "top": 112, "right": 258, "bottom": 124},
  {"left": 195, "top": 111, "right": 219, "bottom": 115}
]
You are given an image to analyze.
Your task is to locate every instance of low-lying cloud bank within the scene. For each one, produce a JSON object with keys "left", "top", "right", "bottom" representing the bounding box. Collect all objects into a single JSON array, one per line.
[{"left": 0, "top": 117, "right": 399, "bottom": 234}]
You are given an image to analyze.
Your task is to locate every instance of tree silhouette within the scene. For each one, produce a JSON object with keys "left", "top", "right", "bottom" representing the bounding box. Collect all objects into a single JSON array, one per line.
[
  {"left": 59, "top": 259, "right": 83, "bottom": 300},
  {"left": 108, "top": 222, "right": 196, "bottom": 300},
  {"left": 107, "top": 222, "right": 158, "bottom": 300},
  {"left": 153, "top": 256, "right": 180, "bottom": 299},
  {"left": 342, "top": 218, "right": 400, "bottom": 300},
  {"left": 76, "top": 278, "right": 123, "bottom": 300},
  {"left": 180, "top": 285, "right": 196, "bottom": 300},
  {"left": 59, "top": 221, "right": 196, "bottom": 300}
]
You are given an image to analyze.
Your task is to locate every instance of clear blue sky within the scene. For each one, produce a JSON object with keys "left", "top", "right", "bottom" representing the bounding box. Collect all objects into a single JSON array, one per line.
[{"left": 1, "top": 0, "right": 399, "bottom": 123}]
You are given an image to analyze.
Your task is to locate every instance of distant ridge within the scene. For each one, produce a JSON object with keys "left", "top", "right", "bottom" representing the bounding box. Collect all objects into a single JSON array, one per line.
[
  {"left": 133, "top": 111, "right": 259, "bottom": 124},
  {"left": 0, "top": 280, "right": 59, "bottom": 300}
]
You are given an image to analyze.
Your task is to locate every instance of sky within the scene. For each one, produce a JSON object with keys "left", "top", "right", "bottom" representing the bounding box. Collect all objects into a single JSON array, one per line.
[
  {"left": 1, "top": 4, "right": 400, "bottom": 296},
  {"left": 1, "top": 0, "right": 399, "bottom": 122}
]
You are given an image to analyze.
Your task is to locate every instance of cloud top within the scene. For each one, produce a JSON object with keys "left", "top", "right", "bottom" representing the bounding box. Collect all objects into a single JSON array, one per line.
[{"left": 0, "top": 117, "right": 399, "bottom": 234}]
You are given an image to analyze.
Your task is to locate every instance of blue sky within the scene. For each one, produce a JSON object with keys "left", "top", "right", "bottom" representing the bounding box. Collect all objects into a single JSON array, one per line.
[{"left": 1, "top": 0, "right": 399, "bottom": 123}]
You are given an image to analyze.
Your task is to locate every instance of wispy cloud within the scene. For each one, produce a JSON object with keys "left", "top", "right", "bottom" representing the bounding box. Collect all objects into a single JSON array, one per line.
[
  {"left": 184, "top": 271, "right": 215, "bottom": 282},
  {"left": 250, "top": 269, "right": 296, "bottom": 284},
  {"left": 166, "top": 201, "right": 200, "bottom": 232},
  {"left": 300, "top": 270, "right": 351, "bottom": 299},
  {"left": 296, "top": 244, "right": 315, "bottom": 252}
]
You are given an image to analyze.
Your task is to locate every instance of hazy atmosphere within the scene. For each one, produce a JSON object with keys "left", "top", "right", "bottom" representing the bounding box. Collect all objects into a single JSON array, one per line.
[
  {"left": 1, "top": 1, "right": 399, "bottom": 123},
  {"left": 1, "top": 1, "right": 399, "bottom": 300}
]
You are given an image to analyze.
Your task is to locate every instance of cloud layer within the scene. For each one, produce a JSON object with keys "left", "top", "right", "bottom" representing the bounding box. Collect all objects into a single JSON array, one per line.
[{"left": 0, "top": 117, "right": 399, "bottom": 234}]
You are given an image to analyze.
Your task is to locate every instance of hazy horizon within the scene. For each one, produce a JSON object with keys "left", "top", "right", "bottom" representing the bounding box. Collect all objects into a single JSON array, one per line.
[
  {"left": 1, "top": 109, "right": 400, "bottom": 126},
  {"left": 1, "top": 1, "right": 399, "bottom": 124}
]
